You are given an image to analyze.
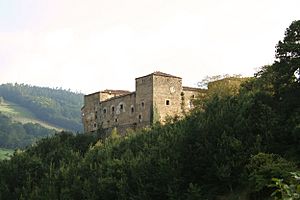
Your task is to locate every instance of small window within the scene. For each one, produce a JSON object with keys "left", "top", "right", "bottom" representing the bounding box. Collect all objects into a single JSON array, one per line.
[
  {"left": 103, "top": 108, "right": 107, "bottom": 114},
  {"left": 131, "top": 107, "right": 134, "bottom": 113},
  {"left": 138, "top": 114, "right": 142, "bottom": 122},
  {"left": 111, "top": 106, "right": 115, "bottom": 114},
  {"left": 189, "top": 101, "right": 193, "bottom": 108},
  {"left": 120, "top": 104, "right": 123, "bottom": 110},
  {"left": 166, "top": 100, "right": 170, "bottom": 105},
  {"left": 93, "top": 123, "right": 97, "bottom": 128},
  {"left": 115, "top": 118, "right": 118, "bottom": 122},
  {"left": 192, "top": 95, "right": 195, "bottom": 98},
  {"left": 141, "top": 102, "right": 145, "bottom": 108}
]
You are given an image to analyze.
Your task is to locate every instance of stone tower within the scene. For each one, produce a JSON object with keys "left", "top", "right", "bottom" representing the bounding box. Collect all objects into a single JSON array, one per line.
[{"left": 81, "top": 72, "right": 205, "bottom": 134}]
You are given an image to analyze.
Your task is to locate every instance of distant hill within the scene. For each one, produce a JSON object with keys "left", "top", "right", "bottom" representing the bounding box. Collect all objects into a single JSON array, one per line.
[
  {"left": 0, "top": 113, "right": 56, "bottom": 148},
  {"left": 0, "top": 83, "right": 84, "bottom": 132}
]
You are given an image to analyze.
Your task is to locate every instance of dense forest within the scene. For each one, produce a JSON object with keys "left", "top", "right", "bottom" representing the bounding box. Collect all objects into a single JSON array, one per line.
[
  {"left": 0, "top": 84, "right": 84, "bottom": 131},
  {"left": 0, "top": 113, "right": 55, "bottom": 148},
  {"left": 0, "top": 21, "right": 299, "bottom": 199}
]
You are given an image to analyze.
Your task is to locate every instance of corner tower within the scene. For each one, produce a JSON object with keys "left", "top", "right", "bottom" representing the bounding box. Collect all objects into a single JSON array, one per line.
[{"left": 152, "top": 72, "right": 183, "bottom": 123}]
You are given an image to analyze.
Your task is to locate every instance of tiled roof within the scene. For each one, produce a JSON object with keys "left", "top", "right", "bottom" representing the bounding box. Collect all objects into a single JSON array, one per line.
[{"left": 136, "top": 71, "right": 182, "bottom": 79}]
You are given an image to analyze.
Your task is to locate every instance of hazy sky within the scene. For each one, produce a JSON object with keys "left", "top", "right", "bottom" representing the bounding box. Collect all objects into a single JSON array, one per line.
[{"left": 1, "top": 0, "right": 300, "bottom": 94}]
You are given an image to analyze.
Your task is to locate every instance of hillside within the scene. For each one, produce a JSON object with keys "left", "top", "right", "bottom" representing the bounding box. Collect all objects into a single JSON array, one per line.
[
  {"left": 0, "top": 20, "right": 298, "bottom": 199},
  {"left": 0, "top": 99, "right": 62, "bottom": 131},
  {"left": 0, "top": 113, "right": 56, "bottom": 149},
  {"left": 0, "top": 83, "right": 84, "bottom": 132}
]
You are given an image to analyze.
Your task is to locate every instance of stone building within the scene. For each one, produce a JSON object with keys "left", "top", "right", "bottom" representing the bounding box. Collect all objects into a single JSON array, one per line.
[{"left": 81, "top": 72, "right": 206, "bottom": 133}]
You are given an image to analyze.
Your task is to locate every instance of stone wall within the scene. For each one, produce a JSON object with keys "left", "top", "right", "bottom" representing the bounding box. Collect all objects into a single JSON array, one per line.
[
  {"left": 98, "top": 92, "right": 136, "bottom": 129},
  {"left": 82, "top": 92, "right": 101, "bottom": 132},
  {"left": 135, "top": 74, "right": 153, "bottom": 128},
  {"left": 82, "top": 72, "right": 207, "bottom": 134},
  {"left": 152, "top": 75, "right": 183, "bottom": 123}
]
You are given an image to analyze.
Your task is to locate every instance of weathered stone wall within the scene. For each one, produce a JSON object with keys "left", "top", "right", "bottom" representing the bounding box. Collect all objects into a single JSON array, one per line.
[
  {"left": 135, "top": 75, "right": 153, "bottom": 128},
  {"left": 152, "top": 75, "right": 183, "bottom": 123},
  {"left": 82, "top": 72, "right": 209, "bottom": 134},
  {"left": 182, "top": 87, "right": 207, "bottom": 112},
  {"left": 98, "top": 92, "right": 136, "bottom": 129},
  {"left": 82, "top": 92, "right": 101, "bottom": 132}
]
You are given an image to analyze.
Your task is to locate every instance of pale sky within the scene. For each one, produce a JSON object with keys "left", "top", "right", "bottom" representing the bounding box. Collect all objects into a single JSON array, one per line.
[{"left": 0, "top": 0, "right": 299, "bottom": 94}]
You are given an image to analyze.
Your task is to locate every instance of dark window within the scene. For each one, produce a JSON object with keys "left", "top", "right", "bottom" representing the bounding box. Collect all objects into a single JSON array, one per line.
[
  {"left": 131, "top": 107, "right": 134, "bottom": 113},
  {"left": 93, "top": 123, "right": 97, "bottom": 128},
  {"left": 139, "top": 114, "right": 142, "bottom": 122},
  {"left": 112, "top": 106, "right": 114, "bottom": 114},
  {"left": 115, "top": 118, "right": 118, "bottom": 122},
  {"left": 120, "top": 104, "right": 123, "bottom": 110},
  {"left": 192, "top": 95, "right": 195, "bottom": 98},
  {"left": 103, "top": 108, "right": 107, "bottom": 114},
  {"left": 141, "top": 102, "right": 145, "bottom": 107},
  {"left": 166, "top": 100, "right": 170, "bottom": 105}
]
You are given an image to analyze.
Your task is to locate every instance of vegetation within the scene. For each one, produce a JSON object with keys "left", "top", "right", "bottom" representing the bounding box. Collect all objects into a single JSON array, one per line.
[
  {"left": 0, "top": 113, "right": 55, "bottom": 149},
  {"left": 0, "top": 99, "right": 61, "bottom": 131},
  {"left": 0, "top": 20, "right": 298, "bottom": 199},
  {"left": 0, "top": 84, "right": 84, "bottom": 131},
  {"left": 0, "top": 148, "right": 13, "bottom": 160}
]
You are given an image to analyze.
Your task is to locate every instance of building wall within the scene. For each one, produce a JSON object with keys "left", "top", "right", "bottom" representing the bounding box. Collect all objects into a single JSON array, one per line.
[
  {"left": 98, "top": 93, "right": 136, "bottom": 129},
  {"left": 135, "top": 75, "right": 153, "bottom": 128},
  {"left": 182, "top": 88, "right": 207, "bottom": 112},
  {"left": 82, "top": 92, "right": 101, "bottom": 132},
  {"left": 82, "top": 72, "right": 207, "bottom": 134},
  {"left": 152, "top": 75, "right": 183, "bottom": 123}
]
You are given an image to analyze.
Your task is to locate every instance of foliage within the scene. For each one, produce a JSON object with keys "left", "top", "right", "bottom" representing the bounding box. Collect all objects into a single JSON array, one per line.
[
  {"left": 0, "top": 83, "right": 84, "bottom": 131},
  {"left": 0, "top": 148, "right": 13, "bottom": 160},
  {"left": 0, "top": 20, "right": 299, "bottom": 199},
  {"left": 270, "top": 172, "right": 300, "bottom": 200},
  {"left": 0, "top": 113, "right": 55, "bottom": 149},
  {"left": 246, "top": 153, "right": 297, "bottom": 199}
]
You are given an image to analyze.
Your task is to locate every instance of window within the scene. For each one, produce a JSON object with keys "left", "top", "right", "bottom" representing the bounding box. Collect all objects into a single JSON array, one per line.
[
  {"left": 93, "top": 123, "right": 97, "bottom": 128},
  {"left": 115, "top": 118, "right": 118, "bottom": 122},
  {"left": 141, "top": 102, "right": 145, "bottom": 108},
  {"left": 131, "top": 106, "right": 134, "bottom": 113},
  {"left": 103, "top": 108, "right": 107, "bottom": 114},
  {"left": 166, "top": 100, "right": 170, "bottom": 105},
  {"left": 111, "top": 106, "right": 115, "bottom": 114},
  {"left": 138, "top": 114, "right": 142, "bottom": 122},
  {"left": 192, "top": 94, "right": 195, "bottom": 98},
  {"left": 120, "top": 104, "right": 123, "bottom": 110}
]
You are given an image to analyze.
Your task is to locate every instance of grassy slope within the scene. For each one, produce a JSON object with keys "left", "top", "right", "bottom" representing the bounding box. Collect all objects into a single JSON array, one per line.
[
  {"left": 0, "top": 148, "right": 14, "bottom": 160},
  {"left": 0, "top": 100, "right": 62, "bottom": 131}
]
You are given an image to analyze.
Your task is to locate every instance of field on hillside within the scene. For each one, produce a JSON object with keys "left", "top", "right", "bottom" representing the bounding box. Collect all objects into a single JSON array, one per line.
[
  {"left": 0, "top": 100, "right": 62, "bottom": 131},
  {"left": 0, "top": 148, "right": 14, "bottom": 160}
]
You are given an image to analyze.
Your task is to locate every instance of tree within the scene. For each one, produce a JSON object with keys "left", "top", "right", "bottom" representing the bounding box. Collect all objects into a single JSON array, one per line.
[{"left": 273, "top": 20, "right": 300, "bottom": 99}]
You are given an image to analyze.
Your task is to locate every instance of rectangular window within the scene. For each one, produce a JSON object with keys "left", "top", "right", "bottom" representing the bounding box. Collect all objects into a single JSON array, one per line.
[
  {"left": 166, "top": 100, "right": 170, "bottom": 105},
  {"left": 112, "top": 106, "right": 115, "bottom": 114},
  {"left": 120, "top": 104, "right": 123, "bottom": 110}
]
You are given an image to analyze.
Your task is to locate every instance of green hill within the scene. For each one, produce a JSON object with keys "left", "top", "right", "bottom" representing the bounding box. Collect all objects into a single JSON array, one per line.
[
  {"left": 0, "top": 99, "right": 62, "bottom": 131},
  {"left": 0, "top": 148, "right": 13, "bottom": 160},
  {"left": 0, "top": 83, "right": 84, "bottom": 132}
]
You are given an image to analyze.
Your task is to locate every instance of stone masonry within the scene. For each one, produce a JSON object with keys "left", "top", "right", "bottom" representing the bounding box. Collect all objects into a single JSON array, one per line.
[{"left": 81, "top": 72, "right": 206, "bottom": 133}]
